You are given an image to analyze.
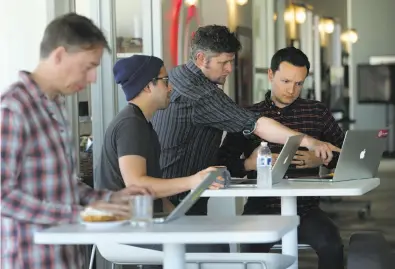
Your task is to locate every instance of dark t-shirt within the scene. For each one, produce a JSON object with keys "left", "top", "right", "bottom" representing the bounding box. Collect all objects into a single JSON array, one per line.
[{"left": 95, "top": 104, "right": 162, "bottom": 195}]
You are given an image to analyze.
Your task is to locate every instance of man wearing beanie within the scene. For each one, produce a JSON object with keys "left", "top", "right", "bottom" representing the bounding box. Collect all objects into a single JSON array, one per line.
[{"left": 95, "top": 55, "right": 220, "bottom": 213}]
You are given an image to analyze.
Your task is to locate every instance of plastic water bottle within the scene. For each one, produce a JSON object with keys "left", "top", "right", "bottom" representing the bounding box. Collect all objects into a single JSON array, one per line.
[{"left": 256, "top": 142, "right": 272, "bottom": 188}]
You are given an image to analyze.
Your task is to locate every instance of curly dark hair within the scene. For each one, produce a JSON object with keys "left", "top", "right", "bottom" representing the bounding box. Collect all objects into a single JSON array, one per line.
[{"left": 190, "top": 25, "right": 242, "bottom": 60}]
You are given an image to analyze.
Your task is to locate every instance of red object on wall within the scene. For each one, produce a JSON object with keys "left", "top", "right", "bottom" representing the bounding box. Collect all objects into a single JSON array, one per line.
[
  {"left": 170, "top": 0, "right": 182, "bottom": 66},
  {"left": 170, "top": 1, "right": 200, "bottom": 66},
  {"left": 186, "top": 5, "right": 197, "bottom": 23}
]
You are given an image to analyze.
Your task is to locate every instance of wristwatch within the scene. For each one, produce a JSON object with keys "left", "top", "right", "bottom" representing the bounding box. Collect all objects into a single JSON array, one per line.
[{"left": 242, "top": 121, "right": 257, "bottom": 138}]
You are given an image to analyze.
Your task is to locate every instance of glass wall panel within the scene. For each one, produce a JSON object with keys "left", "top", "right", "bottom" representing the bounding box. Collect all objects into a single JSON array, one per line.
[
  {"left": 115, "top": 0, "right": 144, "bottom": 59},
  {"left": 74, "top": 0, "right": 93, "bottom": 182},
  {"left": 114, "top": 0, "right": 147, "bottom": 110}
]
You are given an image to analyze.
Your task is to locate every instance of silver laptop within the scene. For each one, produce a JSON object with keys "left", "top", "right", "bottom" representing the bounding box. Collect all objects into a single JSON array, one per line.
[
  {"left": 153, "top": 170, "right": 219, "bottom": 224},
  {"left": 231, "top": 134, "right": 305, "bottom": 185},
  {"left": 289, "top": 129, "right": 388, "bottom": 182}
]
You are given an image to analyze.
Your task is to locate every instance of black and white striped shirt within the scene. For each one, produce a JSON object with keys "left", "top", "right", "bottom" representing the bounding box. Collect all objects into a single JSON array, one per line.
[{"left": 151, "top": 60, "right": 258, "bottom": 210}]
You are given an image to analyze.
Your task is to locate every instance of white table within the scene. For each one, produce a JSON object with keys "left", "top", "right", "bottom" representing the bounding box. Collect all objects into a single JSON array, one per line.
[
  {"left": 35, "top": 215, "right": 299, "bottom": 269},
  {"left": 202, "top": 177, "right": 380, "bottom": 269}
]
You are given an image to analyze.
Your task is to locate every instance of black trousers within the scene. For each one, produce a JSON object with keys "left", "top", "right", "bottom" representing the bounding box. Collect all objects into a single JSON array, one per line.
[{"left": 241, "top": 203, "right": 344, "bottom": 269}]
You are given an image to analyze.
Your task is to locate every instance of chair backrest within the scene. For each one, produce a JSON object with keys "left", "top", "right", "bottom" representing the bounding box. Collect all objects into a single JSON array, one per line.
[{"left": 96, "top": 243, "right": 163, "bottom": 264}]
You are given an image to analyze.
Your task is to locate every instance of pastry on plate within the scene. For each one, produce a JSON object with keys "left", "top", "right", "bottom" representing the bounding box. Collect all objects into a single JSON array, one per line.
[{"left": 80, "top": 207, "right": 126, "bottom": 222}]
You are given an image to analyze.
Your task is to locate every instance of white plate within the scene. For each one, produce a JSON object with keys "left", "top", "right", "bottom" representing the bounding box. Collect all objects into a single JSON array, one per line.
[{"left": 81, "top": 220, "right": 129, "bottom": 229}]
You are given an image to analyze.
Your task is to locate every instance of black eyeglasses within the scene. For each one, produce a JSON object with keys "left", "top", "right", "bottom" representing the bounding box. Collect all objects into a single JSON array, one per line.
[{"left": 152, "top": 76, "right": 169, "bottom": 87}]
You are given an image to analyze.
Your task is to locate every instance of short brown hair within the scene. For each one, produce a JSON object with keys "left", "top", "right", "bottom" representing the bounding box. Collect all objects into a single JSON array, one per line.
[{"left": 40, "top": 12, "right": 110, "bottom": 58}]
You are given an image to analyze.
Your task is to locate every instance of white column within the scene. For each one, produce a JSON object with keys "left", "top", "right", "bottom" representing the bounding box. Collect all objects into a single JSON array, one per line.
[
  {"left": 275, "top": 0, "right": 287, "bottom": 50},
  {"left": 151, "top": 0, "right": 163, "bottom": 58},
  {"left": 347, "top": 0, "right": 355, "bottom": 128},
  {"left": 331, "top": 23, "right": 343, "bottom": 104},
  {"left": 142, "top": 0, "right": 153, "bottom": 56},
  {"left": 89, "top": 0, "right": 118, "bottom": 167},
  {"left": 163, "top": 244, "right": 186, "bottom": 269},
  {"left": 281, "top": 196, "right": 298, "bottom": 269},
  {"left": 331, "top": 24, "right": 342, "bottom": 68},
  {"left": 313, "top": 15, "right": 322, "bottom": 101},
  {"left": 300, "top": 19, "right": 308, "bottom": 58},
  {"left": 253, "top": 0, "right": 268, "bottom": 68},
  {"left": 177, "top": 3, "right": 186, "bottom": 65},
  {"left": 253, "top": 0, "right": 271, "bottom": 100},
  {"left": 300, "top": 10, "right": 313, "bottom": 67},
  {"left": 266, "top": 0, "right": 276, "bottom": 65}
]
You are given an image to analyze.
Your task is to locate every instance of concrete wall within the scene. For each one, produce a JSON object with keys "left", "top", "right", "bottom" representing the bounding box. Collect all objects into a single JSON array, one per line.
[
  {"left": 349, "top": 0, "right": 395, "bottom": 130},
  {"left": 200, "top": 0, "right": 228, "bottom": 25},
  {"left": 0, "top": 0, "right": 49, "bottom": 92},
  {"left": 298, "top": 0, "right": 394, "bottom": 130},
  {"left": 300, "top": 0, "right": 347, "bottom": 29},
  {"left": 0, "top": 0, "right": 145, "bottom": 93}
]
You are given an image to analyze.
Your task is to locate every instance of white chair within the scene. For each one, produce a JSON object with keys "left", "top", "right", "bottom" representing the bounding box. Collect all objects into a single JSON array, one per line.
[
  {"left": 207, "top": 196, "right": 247, "bottom": 252},
  {"left": 92, "top": 242, "right": 296, "bottom": 269}
]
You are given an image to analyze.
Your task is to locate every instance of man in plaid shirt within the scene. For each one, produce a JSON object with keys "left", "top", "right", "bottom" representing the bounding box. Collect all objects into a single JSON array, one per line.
[{"left": 1, "top": 13, "right": 153, "bottom": 269}]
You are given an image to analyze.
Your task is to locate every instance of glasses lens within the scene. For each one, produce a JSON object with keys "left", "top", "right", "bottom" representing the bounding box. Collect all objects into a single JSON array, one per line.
[{"left": 153, "top": 77, "right": 169, "bottom": 87}]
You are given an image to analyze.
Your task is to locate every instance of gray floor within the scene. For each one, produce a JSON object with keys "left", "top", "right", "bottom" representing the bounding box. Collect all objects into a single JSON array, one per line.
[{"left": 299, "top": 159, "right": 395, "bottom": 268}]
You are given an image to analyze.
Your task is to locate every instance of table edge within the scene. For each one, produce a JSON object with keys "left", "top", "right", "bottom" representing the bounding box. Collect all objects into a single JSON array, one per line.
[{"left": 201, "top": 178, "right": 380, "bottom": 197}]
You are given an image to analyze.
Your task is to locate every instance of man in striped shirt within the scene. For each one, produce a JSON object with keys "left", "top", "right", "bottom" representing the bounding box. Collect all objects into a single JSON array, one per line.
[
  {"left": 151, "top": 25, "right": 340, "bottom": 214},
  {"left": 218, "top": 47, "right": 345, "bottom": 269}
]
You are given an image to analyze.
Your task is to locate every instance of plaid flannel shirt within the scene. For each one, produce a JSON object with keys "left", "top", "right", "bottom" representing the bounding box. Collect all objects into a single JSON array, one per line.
[{"left": 1, "top": 72, "right": 112, "bottom": 269}]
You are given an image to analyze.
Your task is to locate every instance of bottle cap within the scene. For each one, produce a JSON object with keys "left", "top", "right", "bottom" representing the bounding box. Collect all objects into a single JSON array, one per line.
[{"left": 261, "top": 141, "right": 268, "bottom": 147}]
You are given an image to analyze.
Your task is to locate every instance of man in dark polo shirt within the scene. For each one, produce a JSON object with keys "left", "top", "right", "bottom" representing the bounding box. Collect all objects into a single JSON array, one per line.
[
  {"left": 95, "top": 55, "right": 217, "bottom": 212},
  {"left": 217, "top": 47, "right": 345, "bottom": 269},
  {"left": 151, "top": 25, "right": 340, "bottom": 214}
]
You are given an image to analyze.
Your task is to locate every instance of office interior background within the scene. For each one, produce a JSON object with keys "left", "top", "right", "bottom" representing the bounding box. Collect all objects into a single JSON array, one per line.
[{"left": 0, "top": 0, "right": 394, "bottom": 268}]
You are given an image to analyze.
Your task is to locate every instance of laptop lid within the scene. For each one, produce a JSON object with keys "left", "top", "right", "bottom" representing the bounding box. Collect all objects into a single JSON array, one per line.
[
  {"left": 332, "top": 129, "right": 388, "bottom": 181},
  {"left": 272, "top": 134, "right": 305, "bottom": 183},
  {"left": 163, "top": 170, "right": 219, "bottom": 222},
  {"left": 230, "top": 134, "right": 305, "bottom": 185}
]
